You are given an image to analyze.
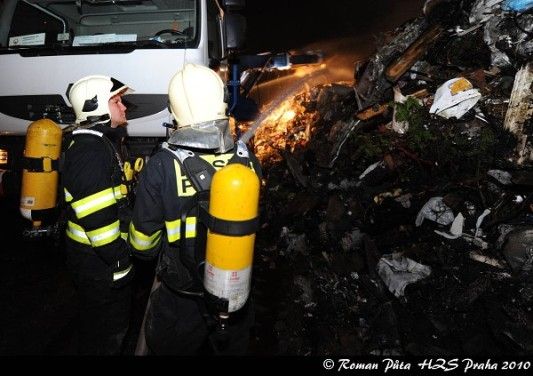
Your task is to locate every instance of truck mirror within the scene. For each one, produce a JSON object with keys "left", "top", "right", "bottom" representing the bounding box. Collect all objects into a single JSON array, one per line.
[
  {"left": 221, "top": 0, "right": 246, "bottom": 11},
  {"left": 224, "top": 13, "right": 246, "bottom": 51}
]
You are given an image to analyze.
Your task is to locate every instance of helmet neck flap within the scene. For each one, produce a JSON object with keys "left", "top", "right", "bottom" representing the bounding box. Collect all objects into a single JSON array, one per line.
[{"left": 167, "top": 118, "right": 234, "bottom": 153}]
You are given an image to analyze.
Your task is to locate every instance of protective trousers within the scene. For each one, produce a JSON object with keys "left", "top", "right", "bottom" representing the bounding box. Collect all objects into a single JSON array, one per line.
[
  {"left": 75, "top": 277, "right": 132, "bottom": 355},
  {"left": 66, "top": 239, "right": 133, "bottom": 355},
  {"left": 145, "top": 282, "right": 254, "bottom": 355}
]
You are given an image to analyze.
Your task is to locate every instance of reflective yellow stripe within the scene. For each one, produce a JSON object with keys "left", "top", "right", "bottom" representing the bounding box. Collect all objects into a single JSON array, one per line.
[
  {"left": 86, "top": 220, "right": 121, "bottom": 247},
  {"left": 185, "top": 217, "right": 197, "bottom": 238},
  {"left": 129, "top": 222, "right": 162, "bottom": 251},
  {"left": 165, "top": 217, "right": 197, "bottom": 243},
  {"left": 65, "top": 185, "right": 122, "bottom": 209},
  {"left": 71, "top": 187, "right": 117, "bottom": 219},
  {"left": 66, "top": 221, "right": 91, "bottom": 245},
  {"left": 166, "top": 218, "right": 181, "bottom": 242},
  {"left": 113, "top": 264, "right": 133, "bottom": 281},
  {"left": 67, "top": 220, "right": 125, "bottom": 248},
  {"left": 113, "top": 185, "right": 124, "bottom": 199},
  {"left": 64, "top": 188, "right": 73, "bottom": 203}
]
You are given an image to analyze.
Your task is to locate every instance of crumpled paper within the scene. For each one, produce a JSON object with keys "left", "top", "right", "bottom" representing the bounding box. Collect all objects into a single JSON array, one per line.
[
  {"left": 435, "top": 212, "right": 465, "bottom": 239},
  {"left": 377, "top": 253, "right": 432, "bottom": 297},
  {"left": 415, "top": 196, "right": 455, "bottom": 227}
]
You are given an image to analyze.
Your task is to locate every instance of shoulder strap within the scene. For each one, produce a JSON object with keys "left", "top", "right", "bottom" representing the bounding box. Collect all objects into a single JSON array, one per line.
[
  {"left": 161, "top": 143, "right": 217, "bottom": 193},
  {"left": 228, "top": 140, "right": 250, "bottom": 166}
]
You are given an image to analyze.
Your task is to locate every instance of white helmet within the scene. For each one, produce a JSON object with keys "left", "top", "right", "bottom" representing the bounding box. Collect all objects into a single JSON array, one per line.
[
  {"left": 429, "top": 77, "right": 481, "bottom": 119},
  {"left": 168, "top": 63, "right": 227, "bottom": 127},
  {"left": 68, "top": 75, "right": 132, "bottom": 125}
]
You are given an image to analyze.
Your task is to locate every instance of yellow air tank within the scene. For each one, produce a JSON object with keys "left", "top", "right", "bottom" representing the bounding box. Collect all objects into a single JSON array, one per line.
[
  {"left": 204, "top": 163, "right": 260, "bottom": 313},
  {"left": 20, "top": 119, "right": 62, "bottom": 228}
]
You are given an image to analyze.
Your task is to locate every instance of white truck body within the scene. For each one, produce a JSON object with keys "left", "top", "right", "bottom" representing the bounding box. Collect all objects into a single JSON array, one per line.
[{"left": 0, "top": 48, "right": 199, "bottom": 136}]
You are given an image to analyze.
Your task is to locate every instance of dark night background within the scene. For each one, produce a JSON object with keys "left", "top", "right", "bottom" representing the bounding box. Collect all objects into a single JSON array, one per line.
[{"left": 244, "top": 0, "right": 426, "bottom": 52}]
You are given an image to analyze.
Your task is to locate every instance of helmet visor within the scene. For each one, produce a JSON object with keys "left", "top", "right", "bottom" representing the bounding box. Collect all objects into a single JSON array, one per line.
[{"left": 110, "top": 77, "right": 134, "bottom": 97}]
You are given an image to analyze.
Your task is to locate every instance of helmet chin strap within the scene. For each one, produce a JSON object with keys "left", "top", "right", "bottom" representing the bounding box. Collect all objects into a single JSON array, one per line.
[{"left": 79, "top": 114, "right": 111, "bottom": 127}]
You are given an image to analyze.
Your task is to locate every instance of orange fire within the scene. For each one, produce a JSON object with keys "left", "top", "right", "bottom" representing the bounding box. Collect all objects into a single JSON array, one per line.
[{"left": 248, "top": 90, "right": 318, "bottom": 166}]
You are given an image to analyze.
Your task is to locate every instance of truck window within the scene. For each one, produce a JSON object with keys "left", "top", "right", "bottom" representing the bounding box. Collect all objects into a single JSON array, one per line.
[
  {"left": 7, "top": 1, "right": 64, "bottom": 47},
  {"left": 0, "top": 0, "right": 200, "bottom": 52}
]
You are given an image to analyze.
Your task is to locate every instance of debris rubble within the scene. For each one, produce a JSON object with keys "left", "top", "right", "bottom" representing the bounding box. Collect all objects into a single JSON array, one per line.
[{"left": 248, "top": 0, "right": 533, "bottom": 356}]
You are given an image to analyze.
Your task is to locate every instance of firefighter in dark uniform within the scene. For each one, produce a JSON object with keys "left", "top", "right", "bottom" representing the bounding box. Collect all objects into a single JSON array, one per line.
[
  {"left": 129, "top": 63, "right": 261, "bottom": 355},
  {"left": 63, "top": 75, "right": 135, "bottom": 355}
]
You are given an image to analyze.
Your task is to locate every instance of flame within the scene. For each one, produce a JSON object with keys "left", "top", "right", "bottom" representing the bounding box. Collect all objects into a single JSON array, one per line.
[
  {"left": 250, "top": 91, "right": 316, "bottom": 165},
  {"left": 281, "top": 109, "right": 296, "bottom": 122}
]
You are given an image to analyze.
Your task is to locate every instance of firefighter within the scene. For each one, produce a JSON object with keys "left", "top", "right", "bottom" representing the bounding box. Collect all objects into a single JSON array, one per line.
[
  {"left": 129, "top": 63, "right": 262, "bottom": 355},
  {"left": 63, "top": 75, "right": 135, "bottom": 355}
]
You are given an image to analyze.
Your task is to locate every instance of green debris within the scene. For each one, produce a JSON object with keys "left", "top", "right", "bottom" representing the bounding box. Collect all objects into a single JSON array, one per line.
[
  {"left": 394, "top": 96, "right": 424, "bottom": 125},
  {"left": 395, "top": 97, "right": 434, "bottom": 153}
]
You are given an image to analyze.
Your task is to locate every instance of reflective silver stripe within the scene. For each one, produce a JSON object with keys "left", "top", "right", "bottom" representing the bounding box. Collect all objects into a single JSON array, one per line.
[
  {"left": 66, "top": 221, "right": 91, "bottom": 245},
  {"left": 66, "top": 186, "right": 122, "bottom": 212},
  {"left": 130, "top": 234, "right": 155, "bottom": 249},
  {"left": 184, "top": 218, "right": 197, "bottom": 237},
  {"left": 72, "top": 189, "right": 116, "bottom": 218},
  {"left": 166, "top": 217, "right": 197, "bottom": 242},
  {"left": 86, "top": 221, "right": 121, "bottom": 247},
  {"left": 73, "top": 129, "right": 103, "bottom": 137},
  {"left": 68, "top": 225, "right": 89, "bottom": 240},
  {"left": 129, "top": 222, "right": 162, "bottom": 251},
  {"left": 88, "top": 226, "right": 120, "bottom": 243},
  {"left": 113, "top": 186, "right": 124, "bottom": 199},
  {"left": 113, "top": 264, "right": 133, "bottom": 281},
  {"left": 166, "top": 219, "right": 181, "bottom": 241}
]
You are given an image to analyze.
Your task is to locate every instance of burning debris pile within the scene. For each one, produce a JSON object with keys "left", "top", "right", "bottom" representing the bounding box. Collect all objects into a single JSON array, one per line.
[
  {"left": 253, "top": 96, "right": 313, "bottom": 165},
  {"left": 248, "top": 0, "right": 533, "bottom": 356}
]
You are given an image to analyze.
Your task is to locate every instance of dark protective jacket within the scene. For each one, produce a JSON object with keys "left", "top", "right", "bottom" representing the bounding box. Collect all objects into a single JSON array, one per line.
[
  {"left": 62, "top": 125, "right": 132, "bottom": 282},
  {"left": 129, "top": 142, "right": 262, "bottom": 292}
]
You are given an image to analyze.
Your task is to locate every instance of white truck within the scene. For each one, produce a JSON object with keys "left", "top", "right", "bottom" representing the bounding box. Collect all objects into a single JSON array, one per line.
[{"left": 0, "top": 0, "right": 246, "bottom": 164}]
